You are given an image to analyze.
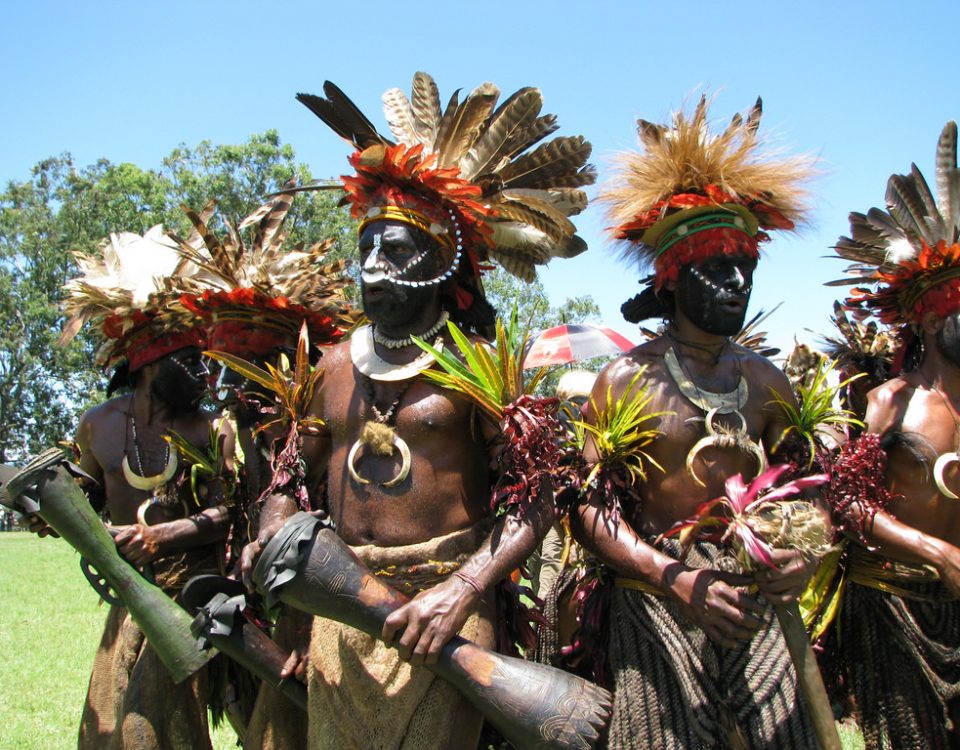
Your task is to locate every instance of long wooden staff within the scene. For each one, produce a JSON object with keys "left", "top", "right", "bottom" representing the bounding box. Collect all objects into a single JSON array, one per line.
[
  {"left": 181, "top": 575, "right": 307, "bottom": 711},
  {"left": 774, "top": 600, "right": 841, "bottom": 750}
]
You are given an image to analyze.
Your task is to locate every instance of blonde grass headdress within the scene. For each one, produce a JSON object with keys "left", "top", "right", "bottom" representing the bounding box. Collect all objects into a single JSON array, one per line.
[
  {"left": 171, "top": 183, "right": 361, "bottom": 358},
  {"left": 831, "top": 121, "right": 960, "bottom": 327},
  {"left": 59, "top": 225, "right": 202, "bottom": 372},
  {"left": 599, "top": 95, "right": 815, "bottom": 291},
  {"left": 295, "top": 71, "right": 595, "bottom": 305}
]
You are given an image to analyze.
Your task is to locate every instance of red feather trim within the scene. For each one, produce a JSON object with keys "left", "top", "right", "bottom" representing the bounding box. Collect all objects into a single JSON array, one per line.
[
  {"left": 653, "top": 227, "right": 760, "bottom": 289},
  {"left": 342, "top": 144, "right": 495, "bottom": 258}
]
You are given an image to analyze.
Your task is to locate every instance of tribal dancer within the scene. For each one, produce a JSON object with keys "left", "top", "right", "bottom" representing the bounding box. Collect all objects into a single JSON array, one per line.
[
  {"left": 55, "top": 227, "right": 236, "bottom": 750},
  {"left": 174, "top": 188, "right": 359, "bottom": 749},
  {"left": 575, "top": 96, "right": 822, "bottom": 748},
  {"left": 828, "top": 120, "right": 960, "bottom": 749},
  {"left": 240, "top": 71, "right": 594, "bottom": 749}
]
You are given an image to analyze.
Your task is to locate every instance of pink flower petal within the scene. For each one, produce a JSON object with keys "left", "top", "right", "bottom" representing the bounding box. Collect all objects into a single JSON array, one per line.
[
  {"left": 724, "top": 473, "right": 750, "bottom": 511},
  {"left": 735, "top": 523, "right": 776, "bottom": 568}
]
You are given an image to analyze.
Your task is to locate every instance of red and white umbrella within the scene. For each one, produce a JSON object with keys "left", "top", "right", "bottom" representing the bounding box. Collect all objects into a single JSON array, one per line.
[{"left": 523, "top": 323, "right": 635, "bottom": 368}]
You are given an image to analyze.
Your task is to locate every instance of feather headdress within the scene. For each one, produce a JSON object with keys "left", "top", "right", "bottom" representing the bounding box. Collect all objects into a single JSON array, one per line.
[
  {"left": 820, "top": 301, "right": 895, "bottom": 381},
  {"left": 171, "top": 184, "right": 360, "bottom": 358},
  {"left": 296, "top": 72, "right": 595, "bottom": 285},
  {"left": 830, "top": 121, "right": 960, "bottom": 325},
  {"left": 599, "top": 95, "right": 814, "bottom": 290},
  {"left": 59, "top": 225, "right": 202, "bottom": 372}
]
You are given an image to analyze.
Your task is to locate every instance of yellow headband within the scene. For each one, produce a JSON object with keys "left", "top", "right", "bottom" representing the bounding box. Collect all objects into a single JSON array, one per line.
[{"left": 358, "top": 205, "right": 457, "bottom": 254}]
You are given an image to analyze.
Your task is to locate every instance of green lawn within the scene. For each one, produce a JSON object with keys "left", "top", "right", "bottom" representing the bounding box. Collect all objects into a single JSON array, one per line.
[{"left": 0, "top": 533, "right": 239, "bottom": 750}]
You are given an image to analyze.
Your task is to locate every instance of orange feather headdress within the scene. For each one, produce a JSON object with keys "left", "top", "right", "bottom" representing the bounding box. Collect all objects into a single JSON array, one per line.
[
  {"left": 295, "top": 71, "right": 595, "bottom": 294},
  {"left": 830, "top": 121, "right": 960, "bottom": 326},
  {"left": 170, "top": 184, "right": 360, "bottom": 359},
  {"left": 59, "top": 226, "right": 203, "bottom": 372}
]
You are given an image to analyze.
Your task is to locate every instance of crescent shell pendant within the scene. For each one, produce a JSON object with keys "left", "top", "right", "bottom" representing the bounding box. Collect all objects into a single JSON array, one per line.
[
  {"left": 686, "top": 408, "right": 766, "bottom": 488},
  {"left": 347, "top": 435, "right": 412, "bottom": 488},
  {"left": 122, "top": 452, "right": 178, "bottom": 491},
  {"left": 934, "top": 452, "right": 960, "bottom": 500}
]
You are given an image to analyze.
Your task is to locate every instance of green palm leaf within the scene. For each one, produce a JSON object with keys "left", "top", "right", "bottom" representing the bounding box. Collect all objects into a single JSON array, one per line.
[
  {"left": 206, "top": 322, "right": 325, "bottom": 435},
  {"left": 205, "top": 350, "right": 279, "bottom": 393},
  {"left": 770, "top": 358, "right": 864, "bottom": 463},
  {"left": 577, "top": 367, "right": 670, "bottom": 486},
  {"left": 413, "top": 308, "right": 544, "bottom": 420}
]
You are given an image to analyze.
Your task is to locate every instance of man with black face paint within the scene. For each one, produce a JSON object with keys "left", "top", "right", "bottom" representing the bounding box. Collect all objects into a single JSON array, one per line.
[
  {"left": 575, "top": 97, "right": 822, "bottom": 748},
  {"left": 174, "top": 193, "right": 359, "bottom": 750},
  {"left": 242, "top": 73, "right": 594, "bottom": 750},
  {"left": 828, "top": 121, "right": 960, "bottom": 749},
  {"left": 51, "top": 227, "right": 237, "bottom": 750}
]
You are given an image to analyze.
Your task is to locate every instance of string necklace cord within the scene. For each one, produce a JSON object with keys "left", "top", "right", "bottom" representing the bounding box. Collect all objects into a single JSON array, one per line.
[
  {"left": 126, "top": 392, "right": 170, "bottom": 477},
  {"left": 666, "top": 337, "right": 746, "bottom": 415},
  {"left": 666, "top": 329, "right": 728, "bottom": 365},
  {"left": 363, "top": 376, "right": 413, "bottom": 426}
]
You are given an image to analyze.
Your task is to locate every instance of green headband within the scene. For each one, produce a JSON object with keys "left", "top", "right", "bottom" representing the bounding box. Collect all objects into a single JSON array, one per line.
[{"left": 656, "top": 210, "right": 755, "bottom": 258}]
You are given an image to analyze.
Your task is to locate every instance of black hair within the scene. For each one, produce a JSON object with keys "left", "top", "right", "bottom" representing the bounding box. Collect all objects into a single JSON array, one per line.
[
  {"left": 106, "top": 362, "right": 139, "bottom": 396},
  {"left": 621, "top": 278, "right": 672, "bottom": 324}
]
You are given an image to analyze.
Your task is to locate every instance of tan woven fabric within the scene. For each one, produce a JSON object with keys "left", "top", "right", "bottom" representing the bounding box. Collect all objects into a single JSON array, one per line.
[
  {"left": 78, "top": 605, "right": 212, "bottom": 750},
  {"left": 307, "top": 523, "right": 494, "bottom": 750}
]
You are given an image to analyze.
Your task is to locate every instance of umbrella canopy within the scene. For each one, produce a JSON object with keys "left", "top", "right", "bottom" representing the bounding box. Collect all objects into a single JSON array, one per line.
[{"left": 523, "top": 323, "right": 635, "bottom": 368}]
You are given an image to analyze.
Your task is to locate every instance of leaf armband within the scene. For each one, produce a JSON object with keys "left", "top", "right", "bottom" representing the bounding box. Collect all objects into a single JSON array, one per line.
[
  {"left": 823, "top": 432, "right": 895, "bottom": 539},
  {"left": 490, "top": 394, "right": 565, "bottom": 518}
]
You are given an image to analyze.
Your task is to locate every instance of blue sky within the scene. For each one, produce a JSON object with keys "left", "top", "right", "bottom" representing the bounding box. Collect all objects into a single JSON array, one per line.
[{"left": 3, "top": 1, "right": 957, "bottom": 355}]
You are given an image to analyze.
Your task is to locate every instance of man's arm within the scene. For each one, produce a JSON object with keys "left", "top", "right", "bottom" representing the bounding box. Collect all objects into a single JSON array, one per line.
[
  {"left": 382, "top": 392, "right": 564, "bottom": 665},
  {"left": 573, "top": 501, "right": 764, "bottom": 648},
  {"left": 113, "top": 506, "right": 232, "bottom": 566},
  {"left": 239, "top": 385, "right": 332, "bottom": 589},
  {"left": 848, "top": 384, "right": 960, "bottom": 597},
  {"left": 756, "top": 363, "right": 831, "bottom": 605},
  {"left": 239, "top": 490, "right": 300, "bottom": 590},
  {"left": 573, "top": 359, "right": 764, "bottom": 648},
  {"left": 382, "top": 483, "right": 555, "bottom": 665}
]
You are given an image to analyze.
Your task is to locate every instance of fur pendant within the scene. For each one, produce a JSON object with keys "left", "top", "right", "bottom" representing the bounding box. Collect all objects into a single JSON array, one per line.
[{"left": 360, "top": 421, "right": 397, "bottom": 457}]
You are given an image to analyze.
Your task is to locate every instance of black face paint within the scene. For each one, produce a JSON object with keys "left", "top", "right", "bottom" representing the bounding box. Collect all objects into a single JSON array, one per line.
[
  {"left": 358, "top": 221, "right": 443, "bottom": 327},
  {"left": 674, "top": 254, "right": 756, "bottom": 336},
  {"left": 150, "top": 347, "right": 208, "bottom": 412},
  {"left": 937, "top": 312, "right": 960, "bottom": 366}
]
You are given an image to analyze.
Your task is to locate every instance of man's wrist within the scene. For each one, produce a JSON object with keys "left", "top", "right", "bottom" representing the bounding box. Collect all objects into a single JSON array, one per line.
[
  {"left": 925, "top": 534, "right": 954, "bottom": 572},
  {"left": 453, "top": 569, "right": 486, "bottom": 596}
]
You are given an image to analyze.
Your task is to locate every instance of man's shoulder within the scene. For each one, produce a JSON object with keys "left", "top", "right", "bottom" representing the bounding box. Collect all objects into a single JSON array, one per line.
[
  {"left": 593, "top": 343, "right": 669, "bottom": 396},
  {"left": 732, "top": 342, "right": 778, "bottom": 371},
  {"left": 732, "top": 344, "right": 790, "bottom": 388},
  {"left": 868, "top": 376, "right": 914, "bottom": 409},
  {"left": 79, "top": 394, "right": 128, "bottom": 425},
  {"left": 603, "top": 343, "right": 659, "bottom": 377},
  {"left": 318, "top": 339, "right": 353, "bottom": 370}
]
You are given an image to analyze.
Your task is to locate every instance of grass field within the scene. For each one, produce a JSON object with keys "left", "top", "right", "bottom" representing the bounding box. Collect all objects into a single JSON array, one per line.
[
  {"left": 0, "top": 533, "right": 239, "bottom": 750},
  {"left": 0, "top": 532, "right": 865, "bottom": 749}
]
